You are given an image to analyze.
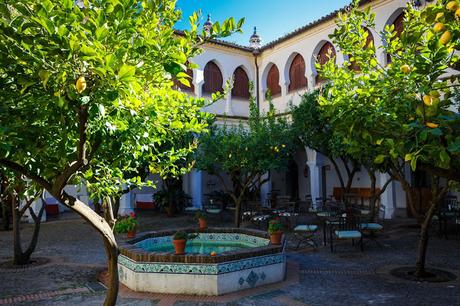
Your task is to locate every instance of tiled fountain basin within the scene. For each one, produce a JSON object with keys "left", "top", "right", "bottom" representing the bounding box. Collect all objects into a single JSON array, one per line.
[{"left": 118, "top": 228, "right": 286, "bottom": 295}]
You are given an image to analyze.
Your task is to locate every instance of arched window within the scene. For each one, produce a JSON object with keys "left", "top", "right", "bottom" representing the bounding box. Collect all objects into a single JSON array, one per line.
[
  {"left": 349, "top": 28, "right": 374, "bottom": 72},
  {"left": 173, "top": 68, "right": 194, "bottom": 92},
  {"left": 203, "top": 61, "right": 223, "bottom": 94},
  {"left": 387, "top": 11, "right": 405, "bottom": 63},
  {"left": 288, "top": 54, "right": 308, "bottom": 92},
  {"left": 315, "top": 42, "right": 336, "bottom": 85},
  {"left": 232, "top": 67, "right": 250, "bottom": 99},
  {"left": 266, "top": 64, "right": 281, "bottom": 97}
]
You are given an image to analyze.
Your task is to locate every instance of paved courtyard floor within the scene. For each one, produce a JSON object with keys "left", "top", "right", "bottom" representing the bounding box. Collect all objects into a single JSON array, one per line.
[{"left": 1, "top": 210, "right": 459, "bottom": 305}]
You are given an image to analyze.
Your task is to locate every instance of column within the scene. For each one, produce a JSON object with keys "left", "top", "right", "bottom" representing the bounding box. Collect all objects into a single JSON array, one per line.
[
  {"left": 118, "top": 185, "right": 134, "bottom": 216},
  {"left": 307, "top": 161, "right": 322, "bottom": 209},
  {"left": 224, "top": 91, "right": 233, "bottom": 115},
  {"left": 191, "top": 169, "right": 203, "bottom": 209},
  {"left": 379, "top": 172, "right": 394, "bottom": 219},
  {"left": 307, "top": 73, "right": 315, "bottom": 91}
]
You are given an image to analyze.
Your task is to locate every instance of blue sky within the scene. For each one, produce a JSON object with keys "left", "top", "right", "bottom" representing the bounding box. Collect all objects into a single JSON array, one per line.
[{"left": 175, "top": 0, "right": 351, "bottom": 46}]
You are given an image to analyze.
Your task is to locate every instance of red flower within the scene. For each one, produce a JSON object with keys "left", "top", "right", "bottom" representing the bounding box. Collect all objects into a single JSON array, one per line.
[{"left": 130, "top": 212, "right": 136, "bottom": 218}]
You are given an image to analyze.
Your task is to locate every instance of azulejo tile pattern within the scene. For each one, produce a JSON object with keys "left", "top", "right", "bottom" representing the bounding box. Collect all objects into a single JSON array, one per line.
[
  {"left": 246, "top": 271, "right": 259, "bottom": 287},
  {"left": 118, "top": 253, "right": 285, "bottom": 275},
  {"left": 134, "top": 233, "right": 269, "bottom": 250}
]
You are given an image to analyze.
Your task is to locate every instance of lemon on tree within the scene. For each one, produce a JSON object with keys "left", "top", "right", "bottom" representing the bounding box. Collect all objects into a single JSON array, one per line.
[
  {"left": 433, "top": 22, "right": 445, "bottom": 33},
  {"left": 447, "top": 1, "right": 458, "bottom": 12},
  {"left": 76, "top": 76, "right": 86, "bottom": 94},
  {"left": 400, "top": 64, "right": 411, "bottom": 74}
]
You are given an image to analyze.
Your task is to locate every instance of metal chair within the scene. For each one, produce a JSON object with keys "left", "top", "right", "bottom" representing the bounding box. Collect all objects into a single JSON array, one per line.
[
  {"left": 360, "top": 204, "right": 385, "bottom": 247},
  {"left": 330, "top": 215, "right": 363, "bottom": 252},
  {"left": 293, "top": 224, "right": 319, "bottom": 249},
  {"left": 203, "top": 199, "right": 223, "bottom": 221}
]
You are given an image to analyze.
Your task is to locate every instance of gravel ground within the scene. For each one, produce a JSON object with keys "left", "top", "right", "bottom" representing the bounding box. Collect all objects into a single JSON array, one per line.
[{"left": 1, "top": 210, "right": 459, "bottom": 305}]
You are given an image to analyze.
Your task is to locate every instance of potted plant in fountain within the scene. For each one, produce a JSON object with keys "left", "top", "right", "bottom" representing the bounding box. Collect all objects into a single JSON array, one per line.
[
  {"left": 172, "top": 231, "right": 197, "bottom": 255},
  {"left": 268, "top": 218, "right": 284, "bottom": 245},
  {"left": 114, "top": 212, "right": 138, "bottom": 239},
  {"left": 195, "top": 211, "right": 208, "bottom": 230}
]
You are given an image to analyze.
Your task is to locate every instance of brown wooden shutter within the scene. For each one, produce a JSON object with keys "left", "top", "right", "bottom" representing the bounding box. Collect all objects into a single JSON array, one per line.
[
  {"left": 203, "top": 61, "right": 223, "bottom": 94},
  {"left": 266, "top": 64, "right": 281, "bottom": 97},
  {"left": 316, "top": 42, "right": 336, "bottom": 85},
  {"left": 232, "top": 67, "right": 250, "bottom": 99},
  {"left": 173, "top": 68, "right": 194, "bottom": 92},
  {"left": 288, "top": 54, "right": 308, "bottom": 92},
  {"left": 387, "top": 12, "right": 405, "bottom": 63}
]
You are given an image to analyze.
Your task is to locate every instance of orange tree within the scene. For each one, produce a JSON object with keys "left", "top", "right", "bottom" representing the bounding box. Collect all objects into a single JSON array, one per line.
[
  {"left": 196, "top": 91, "right": 296, "bottom": 227},
  {"left": 290, "top": 89, "right": 362, "bottom": 205},
  {"left": 319, "top": 0, "right": 460, "bottom": 277},
  {"left": 0, "top": 0, "right": 242, "bottom": 304}
]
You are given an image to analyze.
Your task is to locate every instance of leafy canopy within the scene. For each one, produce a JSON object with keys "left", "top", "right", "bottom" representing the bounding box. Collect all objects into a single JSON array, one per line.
[
  {"left": 318, "top": 0, "right": 460, "bottom": 180},
  {"left": 0, "top": 0, "right": 244, "bottom": 199}
]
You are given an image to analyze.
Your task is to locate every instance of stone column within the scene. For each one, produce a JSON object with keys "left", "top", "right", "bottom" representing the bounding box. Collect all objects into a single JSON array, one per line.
[
  {"left": 224, "top": 91, "right": 233, "bottom": 115},
  {"left": 118, "top": 185, "right": 134, "bottom": 216},
  {"left": 379, "top": 173, "right": 395, "bottom": 219},
  {"left": 191, "top": 169, "right": 203, "bottom": 209},
  {"left": 307, "top": 161, "right": 322, "bottom": 209},
  {"left": 307, "top": 73, "right": 315, "bottom": 91}
]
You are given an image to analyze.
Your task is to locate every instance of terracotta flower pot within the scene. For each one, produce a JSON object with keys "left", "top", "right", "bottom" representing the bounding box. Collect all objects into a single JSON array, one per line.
[
  {"left": 127, "top": 230, "right": 136, "bottom": 239},
  {"left": 173, "top": 239, "right": 186, "bottom": 255},
  {"left": 269, "top": 231, "right": 283, "bottom": 245},
  {"left": 198, "top": 218, "right": 207, "bottom": 230}
]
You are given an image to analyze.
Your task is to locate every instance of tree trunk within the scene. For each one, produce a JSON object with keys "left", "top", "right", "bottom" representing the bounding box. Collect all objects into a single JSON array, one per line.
[
  {"left": 11, "top": 194, "right": 45, "bottom": 266},
  {"left": 22, "top": 204, "right": 45, "bottom": 261},
  {"left": 399, "top": 179, "right": 420, "bottom": 221},
  {"left": 414, "top": 182, "right": 446, "bottom": 278},
  {"left": 55, "top": 193, "right": 119, "bottom": 306},
  {"left": 12, "top": 194, "right": 27, "bottom": 265},
  {"left": 103, "top": 238, "right": 119, "bottom": 306},
  {"left": 112, "top": 196, "right": 121, "bottom": 218},
  {"left": 368, "top": 171, "right": 378, "bottom": 221},
  {"left": 234, "top": 197, "right": 243, "bottom": 228}
]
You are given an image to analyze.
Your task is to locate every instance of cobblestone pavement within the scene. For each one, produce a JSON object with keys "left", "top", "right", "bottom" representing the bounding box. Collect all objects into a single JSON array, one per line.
[{"left": 1, "top": 211, "right": 459, "bottom": 305}]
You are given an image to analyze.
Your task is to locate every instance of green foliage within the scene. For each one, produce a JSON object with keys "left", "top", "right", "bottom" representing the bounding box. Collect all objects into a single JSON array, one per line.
[
  {"left": 318, "top": 0, "right": 460, "bottom": 179},
  {"left": 153, "top": 187, "right": 191, "bottom": 212},
  {"left": 268, "top": 218, "right": 283, "bottom": 234},
  {"left": 114, "top": 212, "right": 138, "bottom": 233},
  {"left": 196, "top": 90, "right": 295, "bottom": 184},
  {"left": 194, "top": 210, "right": 207, "bottom": 220},
  {"left": 173, "top": 230, "right": 197, "bottom": 241},
  {"left": 0, "top": 0, "right": 244, "bottom": 200}
]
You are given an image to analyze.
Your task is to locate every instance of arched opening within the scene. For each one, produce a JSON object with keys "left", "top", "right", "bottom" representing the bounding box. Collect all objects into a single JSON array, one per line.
[
  {"left": 232, "top": 66, "right": 250, "bottom": 99},
  {"left": 349, "top": 27, "right": 375, "bottom": 72},
  {"left": 202, "top": 61, "right": 223, "bottom": 94},
  {"left": 386, "top": 11, "right": 405, "bottom": 64},
  {"left": 173, "top": 68, "right": 194, "bottom": 92},
  {"left": 288, "top": 54, "right": 308, "bottom": 92},
  {"left": 266, "top": 64, "right": 281, "bottom": 97},
  {"left": 315, "top": 41, "right": 336, "bottom": 85}
]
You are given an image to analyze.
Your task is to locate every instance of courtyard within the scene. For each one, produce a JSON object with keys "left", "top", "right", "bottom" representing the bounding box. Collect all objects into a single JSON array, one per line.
[
  {"left": 1, "top": 0, "right": 460, "bottom": 305},
  {"left": 1, "top": 211, "right": 459, "bottom": 306}
]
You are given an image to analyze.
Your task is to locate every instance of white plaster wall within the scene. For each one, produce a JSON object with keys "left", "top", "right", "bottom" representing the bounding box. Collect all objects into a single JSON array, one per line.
[
  {"left": 256, "top": 0, "right": 410, "bottom": 115},
  {"left": 192, "top": 46, "right": 255, "bottom": 117}
]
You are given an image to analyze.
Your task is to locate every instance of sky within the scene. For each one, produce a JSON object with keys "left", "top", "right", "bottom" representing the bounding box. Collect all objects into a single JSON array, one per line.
[{"left": 175, "top": 0, "right": 351, "bottom": 46}]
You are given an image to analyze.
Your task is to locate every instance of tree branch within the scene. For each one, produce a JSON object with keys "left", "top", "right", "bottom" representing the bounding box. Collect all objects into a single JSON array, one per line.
[
  {"left": 0, "top": 159, "right": 52, "bottom": 191},
  {"left": 54, "top": 105, "right": 89, "bottom": 193}
]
